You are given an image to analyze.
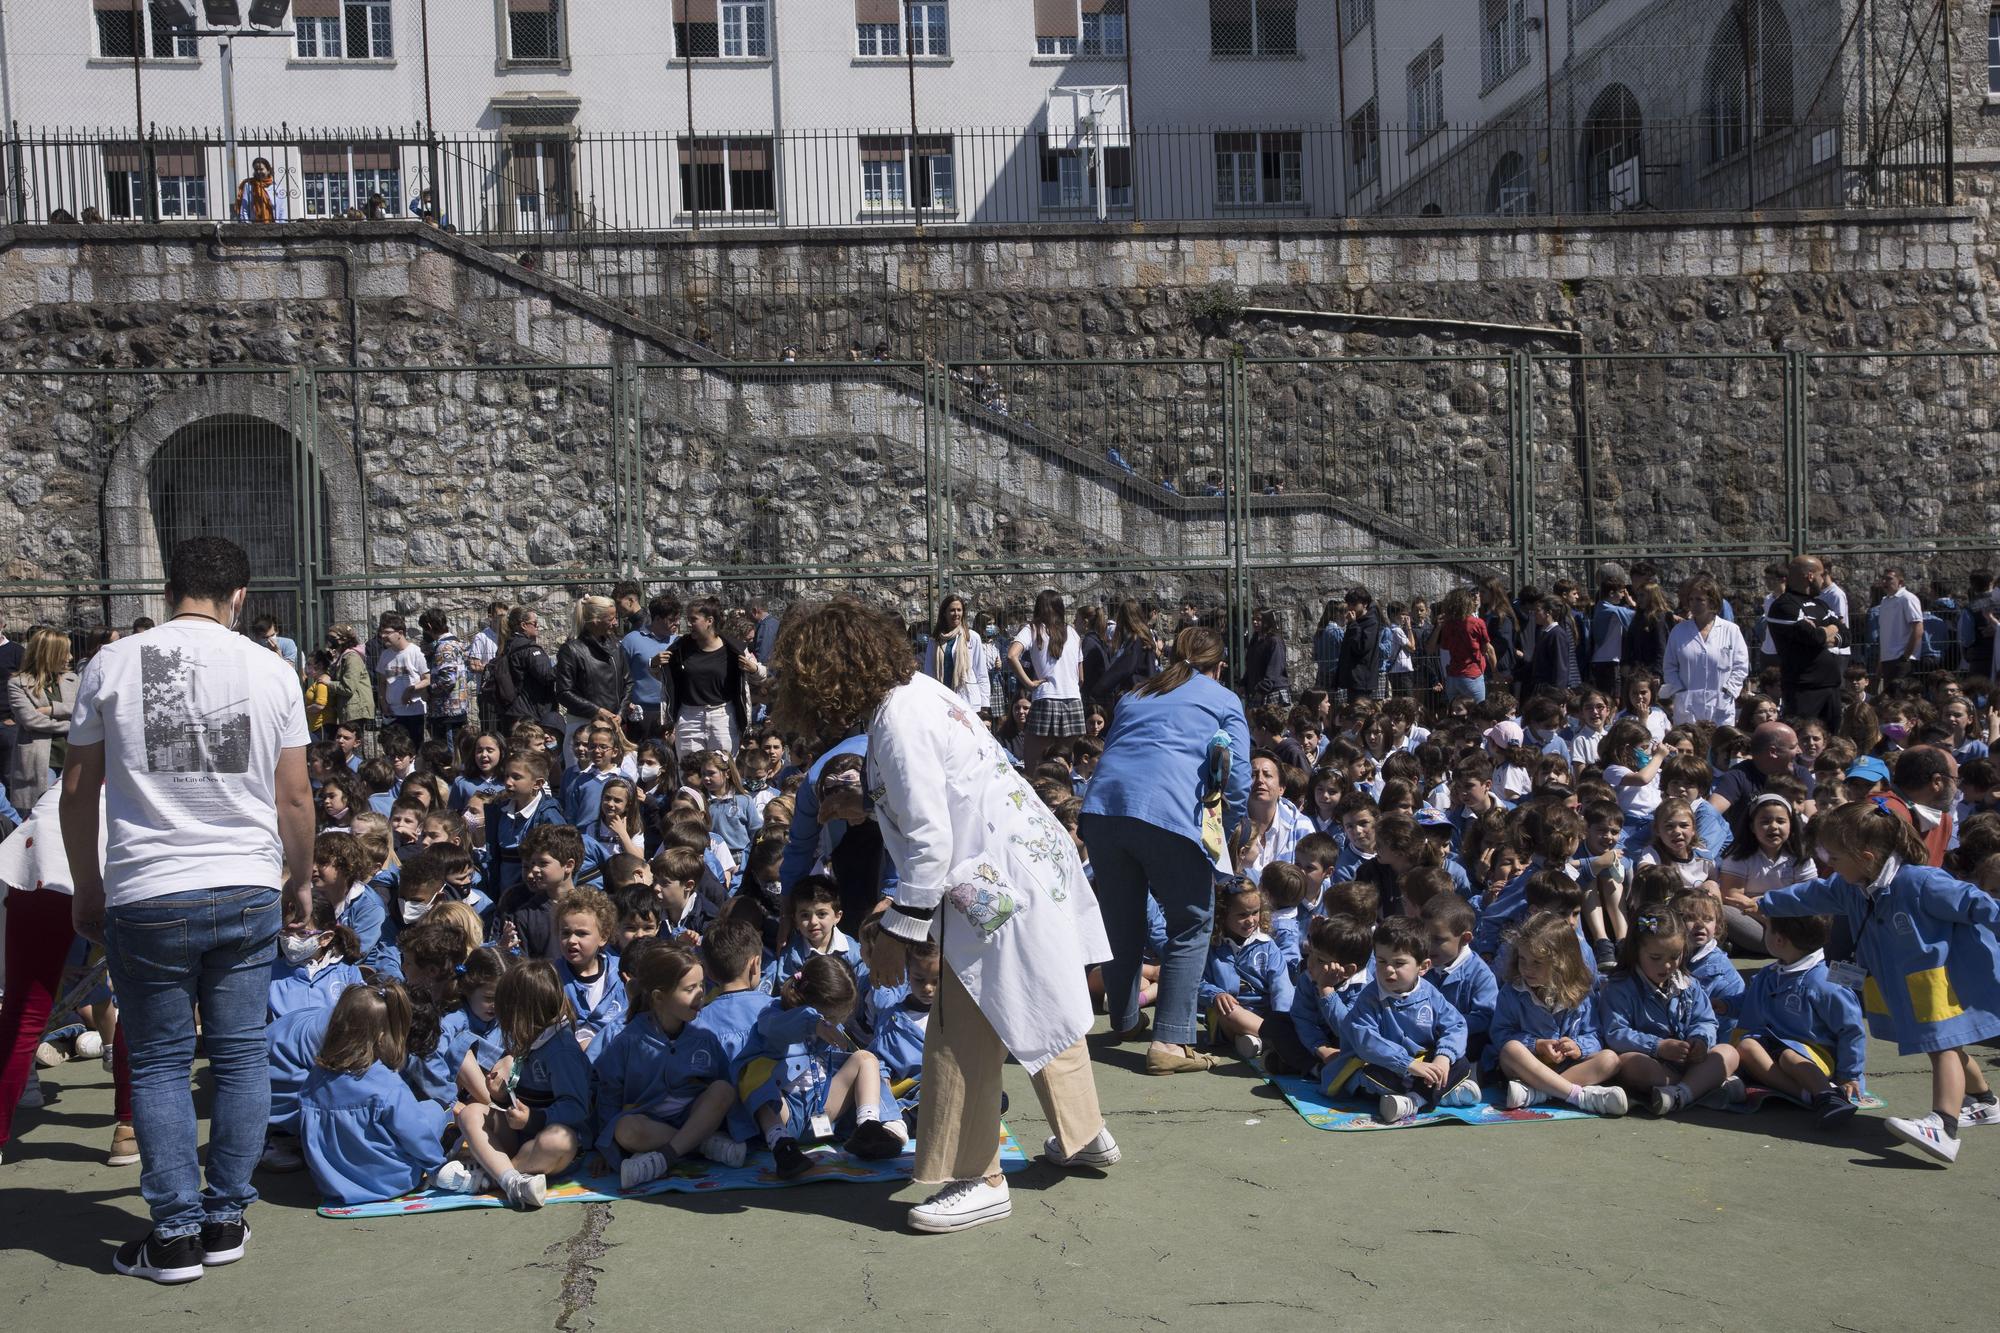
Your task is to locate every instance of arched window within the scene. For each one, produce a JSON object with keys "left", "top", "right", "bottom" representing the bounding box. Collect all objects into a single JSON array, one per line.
[
  {"left": 1580, "top": 84, "right": 1643, "bottom": 212},
  {"left": 149, "top": 415, "right": 317, "bottom": 631},
  {"left": 1488, "top": 151, "right": 1533, "bottom": 216},
  {"left": 1705, "top": 0, "right": 1794, "bottom": 162}
]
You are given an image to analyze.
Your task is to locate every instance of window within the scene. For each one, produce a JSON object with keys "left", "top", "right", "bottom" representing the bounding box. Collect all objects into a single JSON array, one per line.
[
  {"left": 1991, "top": 7, "right": 2000, "bottom": 94},
  {"left": 858, "top": 135, "right": 955, "bottom": 210},
  {"left": 102, "top": 145, "right": 207, "bottom": 219},
  {"left": 857, "top": 23, "right": 899, "bottom": 56},
  {"left": 506, "top": 139, "right": 574, "bottom": 230},
  {"left": 1346, "top": 98, "right": 1379, "bottom": 188},
  {"left": 1033, "top": 0, "right": 1121, "bottom": 55},
  {"left": 1704, "top": 0, "right": 1794, "bottom": 161},
  {"left": 1407, "top": 39, "right": 1444, "bottom": 142},
  {"left": 1214, "top": 131, "right": 1301, "bottom": 206},
  {"left": 1488, "top": 151, "right": 1532, "bottom": 215},
  {"left": 719, "top": 0, "right": 768, "bottom": 57},
  {"left": 1082, "top": 2, "right": 1125, "bottom": 57},
  {"left": 294, "top": 2, "right": 393, "bottom": 60},
  {"left": 506, "top": 0, "right": 563, "bottom": 64},
  {"left": 1581, "top": 83, "right": 1643, "bottom": 211},
  {"left": 907, "top": 2, "right": 948, "bottom": 57},
  {"left": 1210, "top": 0, "right": 1296, "bottom": 57},
  {"left": 300, "top": 144, "right": 401, "bottom": 217},
  {"left": 1036, "top": 0, "right": 1078, "bottom": 56},
  {"left": 679, "top": 137, "right": 775, "bottom": 213},
  {"left": 1481, "top": 0, "right": 1528, "bottom": 90},
  {"left": 94, "top": 2, "right": 196, "bottom": 60},
  {"left": 1039, "top": 138, "right": 1131, "bottom": 209},
  {"left": 1338, "top": 0, "right": 1372, "bottom": 36}
]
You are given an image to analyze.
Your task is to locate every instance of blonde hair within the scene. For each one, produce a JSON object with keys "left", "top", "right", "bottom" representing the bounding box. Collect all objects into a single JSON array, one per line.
[
  {"left": 20, "top": 628, "right": 71, "bottom": 694},
  {"left": 1813, "top": 798, "right": 1928, "bottom": 875},
  {"left": 426, "top": 900, "right": 485, "bottom": 955},
  {"left": 1505, "top": 911, "right": 1595, "bottom": 1012},
  {"left": 574, "top": 594, "right": 617, "bottom": 636}
]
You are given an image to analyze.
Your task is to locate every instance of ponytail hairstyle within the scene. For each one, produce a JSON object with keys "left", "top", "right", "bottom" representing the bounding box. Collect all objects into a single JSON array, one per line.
[
  {"left": 1212, "top": 877, "right": 1270, "bottom": 944},
  {"left": 692, "top": 749, "right": 745, "bottom": 797},
  {"left": 457, "top": 945, "right": 509, "bottom": 1005},
  {"left": 316, "top": 979, "right": 413, "bottom": 1075},
  {"left": 1613, "top": 904, "right": 1688, "bottom": 980},
  {"left": 1812, "top": 796, "right": 1929, "bottom": 879},
  {"left": 1134, "top": 626, "right": 1225, "bottom": 700},
  {"left": 1503, "top": 910, "right": 1595, "bottom": 1012},
  {"left": 788, "top": 952, "right": 861, "bottom": 1021},
  {"left": 494, "top": 959, "right": 575, "bottom": 1056},
  {"left": 1031, "top": 588, "right": 1069, "bottom": 657},
  {"left": 427, "top": 900, "right": 485, "bottom": 958},
  {"left": 628, "top": 943, "right": 704, "bottom": 1023}
]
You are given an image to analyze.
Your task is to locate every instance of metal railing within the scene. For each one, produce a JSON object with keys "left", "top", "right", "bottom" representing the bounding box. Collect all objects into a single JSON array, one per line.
[
  {"left": 2, "top": 350, "right": 1995, "bottom": 683},
  {"left": 3, "top": 114, "right": 1952, "bottom": 234}
]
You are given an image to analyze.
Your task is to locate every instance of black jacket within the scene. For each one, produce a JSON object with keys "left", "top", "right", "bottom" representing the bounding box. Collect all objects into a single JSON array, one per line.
[
  {"left": 1244, "top": 631, "right": 1289, "bottom": 698},
  {"left": 496, "top": 632, "right": 561, "bottom": 728},
  {"left": 662, "top": 636, "right": 755, "bottom": 741},
  {"left": 554, "top": 632, "right": 629, "bottom": 720},
  {"left": 1336, "top": 611, "right": 1382, "bottom": 693},
  {"left": 1765, "top": 589, "right": 1845, "bottom": 692}
]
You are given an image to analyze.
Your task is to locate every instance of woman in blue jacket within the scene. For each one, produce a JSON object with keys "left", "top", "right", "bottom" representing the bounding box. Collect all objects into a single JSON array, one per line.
[{"left": 1081, "top": 627, "right": 1251, "bottom": 1074}]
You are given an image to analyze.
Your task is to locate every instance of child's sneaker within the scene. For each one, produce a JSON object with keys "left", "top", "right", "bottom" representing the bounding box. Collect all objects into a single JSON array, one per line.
[
  {"left": 1959, "top": 1097, "right": 2000, "bottom": 1129},
  {"left": 1813, "top": 1090, "right": 1859, "bottom": 1130},
  {"left": 16, "top": 1080, "right": 44, "bottom": 1110},
  {"left": 431, "top": 1160, "right": 481, "bottom": 1194},
  {"left": 1502, "top": 1080, "right": 1548, "bottom": 1110},
  {"left": 770, "top": 1137, "right": 812, "bottom": 1179},
  {"left": 1575, "top": 1085, "right": 1628, "bottom": 1117},
  {"left": 74, "top": 1031, "right": 105, "bottom": 1061},
  {"left": 845, "top": 1120, "right": 906, "bottom": 1161},
  {"left": 1377, "top": 1094, "right": 1419, "bottom": 1124},
  {"left": 620, "top": 1151, "right": 669, "bottom": 1190},
  {"left": 1592, "top": 938, "right": 1618, "bottom": 970},
  {"left": 259, "top": 1136, "right": 304, "bottom": 1173},
  {"left": 503, "top": 1171, "right": 548, "bottom": 1209},
  {"left": 1712, "top": 1075, "right": 1748, "bottom": 1106},
  {"left": 1232, "top": 1032, "right": 1263, "bottom": 1062},
  {"left": 699, "top": 1134, "right": 747, "bottom": 1168},
  {"left": 1439, "top": 1080, "right": 1483, "bottom": 1108},
  {"left": 1887, "top": 1112, "right": 1962, "bottom": 1164},
  {"left": 1647, "top": 1086, "right": 1686, "bottom": 1117}
]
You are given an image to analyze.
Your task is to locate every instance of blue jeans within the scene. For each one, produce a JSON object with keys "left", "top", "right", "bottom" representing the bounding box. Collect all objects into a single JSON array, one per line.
[
  {"left": 1082, "top": 814, "right": 1216, "bottom": 1048},
  {"left": 105, "top": 885, "right": 281, "bottom": 1239}
]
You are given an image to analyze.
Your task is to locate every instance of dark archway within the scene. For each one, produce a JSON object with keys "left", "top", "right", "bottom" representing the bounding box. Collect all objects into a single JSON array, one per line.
[
  {"left": 1704, "top": 0, "right": 1796, "bottom": 162},
  {"left": 1488, "top": 150, "right": 1533, "bottom": 216},
  {"left": 1579, "top": 84, "right": 1644, "bottom": 212}
]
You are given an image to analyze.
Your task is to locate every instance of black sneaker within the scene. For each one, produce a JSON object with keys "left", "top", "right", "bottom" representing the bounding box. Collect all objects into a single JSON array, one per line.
[
  {"left": 844, "top": 1120, "right": 906, "bottom": 1161},
  {"left": 1815, "top": 1091, "right": 1859, "bottom": 1130},
  {"left": 112, "top": 1230, "right": 204, "bottom": 1285},
  {"left": 201, "top": 1219, "right": 250, "bottom": 1266},
  {"left": 771, "top": 1137, "right": 812, "bottom": 1179}
]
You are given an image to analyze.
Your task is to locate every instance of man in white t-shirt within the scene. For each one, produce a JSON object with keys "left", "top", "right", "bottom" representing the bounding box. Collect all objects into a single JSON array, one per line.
[
  {"left": 467, "top": 599, "right": 508, "bottom": 731},
  {"left": 1877, "top": 565, "right": 1924, "bottom": 685},
  {"left": 60, "top": 536, "right": 314, "bottom": 1286},
  {"left": 376, "top": 612, "right": 432, "bottom": 749}
]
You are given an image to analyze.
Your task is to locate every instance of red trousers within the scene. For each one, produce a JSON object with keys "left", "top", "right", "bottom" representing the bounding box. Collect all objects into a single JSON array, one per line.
[{"left": 0, "top": 887, "right": 131, "bottom": 1145}]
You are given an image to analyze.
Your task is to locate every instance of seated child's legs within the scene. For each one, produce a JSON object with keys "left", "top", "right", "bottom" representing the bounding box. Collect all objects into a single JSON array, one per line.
[
  {"left": 1682, "top": 1044, "right": 1739, "bottom": 1098},
  {"left": 1497, "top": 1041, "right": 1577, "bottom": 1096},
  {"left": 514, "top": 1123, "right": 579, "bottom": 1176},
  {"left": 823, "top": 1049, "right": 882, "bottom": 1126},
  {"left": 1615, "top": 1051, "right": 1676, "bottom": 1092},
  {"left": 1259, "top": 1020, "right": 1319, "bottom": 1078},
  {"left": 1735, "top": 1037, "right": 1830, "bottom": 1099},
  {"left": 455, "top": 1102, "right": 523, "bottom": 1183},
  {"left": 1208, "top": 1001, "right": 1263, "bottom": 1042}
]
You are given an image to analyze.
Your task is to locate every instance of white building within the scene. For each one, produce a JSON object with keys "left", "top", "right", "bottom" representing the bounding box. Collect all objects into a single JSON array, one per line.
[{"left": 0, "top": 1, "right": 1906, "bottom": 230}]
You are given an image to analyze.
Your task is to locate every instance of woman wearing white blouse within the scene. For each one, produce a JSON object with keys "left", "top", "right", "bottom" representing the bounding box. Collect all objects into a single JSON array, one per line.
[
  {"left": 1662, "top": 574, "right": 1750, "bottom": 727},
  {"left": 771, "top": 600, "right": 1113, "bottom": 1236}
]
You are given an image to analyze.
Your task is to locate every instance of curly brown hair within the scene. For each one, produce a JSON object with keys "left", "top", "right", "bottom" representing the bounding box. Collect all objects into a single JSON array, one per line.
[{"left": 769, "top": 599, "right": 915, "bottom": 740}]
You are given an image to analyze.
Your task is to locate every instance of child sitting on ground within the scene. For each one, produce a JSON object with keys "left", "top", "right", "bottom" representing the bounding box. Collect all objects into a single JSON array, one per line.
[
  {"left": 270, "top": 896, "right": 364, "bottom": 1019},
  {"left": 1328, "top": 916, "right": 1480, "bottom": 1124},
  {"left": 1200, "top": 878, "right": 1296, "bottom": 1063},
  {"left": 1490, "top": 911, "right": 1628, "bottom": 1116},
  {"left": 1673, "top": 888, "right": 1745, "bottom": 1024},
  {"left": 553, "top": 888, "right": 626, "bottom": 1053},
  {"left": 1601, "top": 906, "right": 1743, "bottom": 1117},
  {"left": 1729, "top": 911, "right": 1868, "bottom": 1131},
  {"left": 1263, "top": 915, "right": 1373, "bottom": 1079},
  {"left": 299, "top": 979, "right": 450, "bottom": 1207},
  {"left": 312, "top": 830, "right": 387, "bottom": 976},
  {"left": 748, "top": 955, "right": 905, "bottom": 1177},
  {"left": 773, "top": 874, "right": 865, "bottom": 987},
  {"left": 1421, "top": 894, "right": 1498, "bottom": 1064}
]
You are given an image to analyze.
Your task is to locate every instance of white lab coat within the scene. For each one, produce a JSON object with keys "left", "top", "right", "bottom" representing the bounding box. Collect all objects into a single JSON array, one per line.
[
  {"left": 1662, "top": 616, "right": 1751, "bottom": 726},
  {"left": 867, "top": 673, "right": 1108, "bottom": 1074}
]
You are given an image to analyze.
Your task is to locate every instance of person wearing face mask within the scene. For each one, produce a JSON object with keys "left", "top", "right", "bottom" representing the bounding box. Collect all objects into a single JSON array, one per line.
[
  {"left": 269, "top": 898, "right": 365, "bottom": 1020},
  {"left": 1879, "top": 745, "right": 1961, "bottom": 869}
]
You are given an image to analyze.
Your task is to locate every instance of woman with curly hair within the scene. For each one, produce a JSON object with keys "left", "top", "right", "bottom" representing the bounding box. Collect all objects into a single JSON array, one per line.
[{"left": 771, "top": 599, "right": 1113, "bottom": 1235}]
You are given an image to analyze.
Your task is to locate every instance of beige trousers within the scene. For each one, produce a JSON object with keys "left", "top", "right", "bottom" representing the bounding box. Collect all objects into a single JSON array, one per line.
[{"left": 911, "top": 960, "right": 1104, "bottom": 1185}]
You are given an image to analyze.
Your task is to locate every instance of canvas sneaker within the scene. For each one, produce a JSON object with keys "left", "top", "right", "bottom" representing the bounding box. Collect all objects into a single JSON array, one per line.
[
  {"left": 1959, "top": 1098, "right": 2000, "bottom": 1129},
  {"left": 1575, "top": 1085, "right": 1629, "bottom": 1117},
  {"left": 1377, "top": 1094, "right": 1419, "bottom": 1124},
  {"left": 1044, "top": 1126, "right": 1121, "bottom": 1168},
  {"left": 908, "top": 1177, "right": 1011, "bottom": 1234},
  {"left": 113, "top": 1230, "right": 204, "bottom": 1286},
  {"left": 200, "top": 1220, "right": 249, "bottom": 1267}
]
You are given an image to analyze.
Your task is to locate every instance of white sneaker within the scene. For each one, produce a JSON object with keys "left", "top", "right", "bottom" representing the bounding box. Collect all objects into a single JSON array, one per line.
[
  {"left": 1232, "top": 1032, "right": 1263, "bottom": 1062},
  {"left": 699, "top": 1134, "right": 747, "bottom": 1169},
  {"left": 259, "top": 1137, "right": 304, "bottom": 1173},
  {"left": 1439, "top": 1080, "right": 1483, "bottom": 1108},
  {"left": 620, "top": 1152, "right": 669, "bottom": 1190},
  {"left": 503, "top": 1171, "right": 548, "bottom": 1209},
  {"left": 1044, "top": 1126, "right": 1121, "bottom": 1168},
  {"left": 1887, "top": 1112, "right": 1962, "bottom": 1164},
  {"left": 1502, "top": 1080, "right": 1547, "bottom": 1110},
  {"left": 34, "top": 1041, "right": 65, "bottom": 1068},
  {"left": 1576, "top": 1085, "right": 1629, "bottom": 1118},
  {"left": 16, "top": 1081, "right": 43, "bottom": 1110},
  {"left": 1959, "top": 1098, "right": 2000, "bottom": 1129},
  {"left": 431, "top": 1160, "right": 478, "bottom": 1194},
  {"left": 1377, "top": 1094, "right": 1419, "bottom": 1124},
  {"left": 1648, "top": 1086, "right": 1686, "bottom": 1117},
  {"left": 908, "top": 1177, "right": 1011, "bottom": 1233},
  {"left": 74, "top": 1032, "right": 105, "bottom": 1061}
]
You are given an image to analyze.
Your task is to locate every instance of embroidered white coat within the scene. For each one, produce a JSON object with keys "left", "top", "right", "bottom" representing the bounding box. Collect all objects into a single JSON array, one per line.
[{"left": 867, "top": 673, "right": 1110, "bottom": 1074}]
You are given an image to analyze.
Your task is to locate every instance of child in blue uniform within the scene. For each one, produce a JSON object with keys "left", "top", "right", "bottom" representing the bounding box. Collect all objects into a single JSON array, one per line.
[
  {"left": 1328, "top": 917, "right": 1481, "bottom": 1124},
  {"left": 312, "top": 830, "right": 386, "bottom": 980},
  {"left": 299, "top": 979, "right": 450, "bottom": 1207},
  {"left": 689, "top": 918, "right": 780, "bottom": 1146},
  {"left": 1473, "top": 805, "right": 1585, "bottom": 960},
  {"left": 1673, "top": 890, "right": 1745, "bottom": 1024},
  {"left": 1421, "top": 895, "right": 1498, "bottom": 1063},
  {"left": 349, "top": 815, "right": 405, "bottom": 979},
  {"left": 432, "top": 946, "right": 509, "bottom": 1106},
  {"left": 1728, "top": 911, "right": 1868, "bottom": 1130},
  {"left": 263, "top": 1003, "right": 335, "bottom": 1173},
  {"left": 747, "top": 955, "right": 905, "bottom": 1177},
  {"left": 592, "top": 942, "right": 746, "bottom": 1189},
  {"left": 1260, "top": 861, "right": 1310, "bottom": 973},
  {"left": 488, "top": 750, "right": 565, "bottom": 900},
  {"left": 1602, "top": 907, "right": 1742, "bottom": 1117},
  {"left": 553, "top": 888, "right": 626, "bottom": 1054},
  {"left": 442, "top": 960, "right": 593, "bottom": 1210},
  {"left": 270, "top": 898, "right": 365, "bottom": 1019},
  {"left": 1200, "top": 879, "right": 1297, "bottom": 1063},
  {"left": 1761, "top": 800, "right": 2000, "bottom": 1163},
  {"left": 773, "top": 875, "right": 866, "bottom": 988},
  {"left": 450, "top": 732, "right": 508, "bottom": 811},
  {"left": 1262, "top": 915, "right": 1372, "bottom": 1079},
  {"left": 863, "top": 937, "right": 938, "bottom": 1107},
  {"left": 1491, "top": 912, "right": 1628, "bottom": 1116},
  {"left": 694, "top": 748, "right": 763, "bottom": 868}
]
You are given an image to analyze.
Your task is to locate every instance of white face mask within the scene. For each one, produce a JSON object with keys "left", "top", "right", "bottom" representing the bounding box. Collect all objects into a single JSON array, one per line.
[
  {"left": 638, "top": 763, "right": 662, "bottom": 784},
  {"left": 399, "top": 898, "right": 430, "bottom": 924},
  {"left": 464, "top": 813, "right": 485, "bottom": 835},
  {"left": 279, "top": 931, "right": 324, "bottom": 966}
]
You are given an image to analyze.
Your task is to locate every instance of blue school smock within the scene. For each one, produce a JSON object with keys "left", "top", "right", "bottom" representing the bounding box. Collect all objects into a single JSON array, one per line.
[
  {"left": 863, "top": 984, "right": 931, "bottom": 1084},
  {"left": 591, "top": 1012, "right": 730, "bottom": 1165},
  {"left": 773, "top": 927, "right": 867, "bottom": 991},
  {"left": 1431, "top": 948, "right": 1499, "bottom": 1041},
  {"left": 1198, "top": 932, "right": 1296, "bottom": 1019},
  {"left": 1731, "top": 953, "right": 1868, "bottom": 1081},
  {"left": 1600, "top": 971, "right": 1719, "bottom": 1053},
  {"left": 1685, "top": 941, "right": 1745, "bottom": 1022},
  {"left": 1335, "top": 978, "right": 1469, "bottom": 1069},
  {"left": 430, "top": 1007, "right": 506, "bottom": 1097},
  {"left": 268, "top": 1005, "right": 334, "bottom": 1134},
  {"left": 299, "top": 1063, "right": 450, "bottom": 1206},
  {"left": 689, "top": 986, "right": 782, "bottom": 1140},
  {"left": 513, "top": 1024, "right": 595, "bottom": 1138},
  {"left": 561, "top": 767, "right": 615, "bottom": 829},
  {"left": 557, "top": 954, "right": 628, "bottom": 1048},
  {"left": 269, "top": 956, "right": 363, "bottom": 1020},
  {"left": 335, "top": 883, "right": 386, "bottom": 960},
  {"left": 1691, "top": 798, "right": 1731, "bottom": 861},
  {"left": 1471, "top": 866, "right": 1534, "bottom": 959},
  {"left": 1080, "top": 672, "right": 1252, "bottom": 851},
  {"left": 1761, "top": 865, "right": 2000, "bottom": 1055},
  {"left": 450, "top": 773, "right": 506, "bottom": 811},
  {"left": 1489, "top": 982, "right": 1605, "bottom": 1066},
  {"left": 486, "top": 793, "right": 565, "bottom": 897},
  {"left": 707, "top": 793, "right": 762, "bottom": 862},
  {"left": 1269, "top": 908, "right": 1304, "bottom": 973},
  {"left": 746, "top": 1003, "right": 895, "bottom": 1133},
  {"left": 1286, "top": 974, "right": 1370, "bottom": 1059}
]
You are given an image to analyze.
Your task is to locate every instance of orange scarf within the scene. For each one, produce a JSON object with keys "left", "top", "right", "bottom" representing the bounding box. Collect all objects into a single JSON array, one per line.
[{"left": 243, "top": 178, "right": 274, "bottom": 224}]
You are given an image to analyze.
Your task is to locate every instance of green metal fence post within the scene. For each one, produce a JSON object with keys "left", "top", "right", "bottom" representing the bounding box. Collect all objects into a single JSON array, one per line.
[
  {"left": 1785, "top": 349, "right": 1809, "bottom": 557},
  {"left": 1226, "top": 352, "right": 1251, "bottom": 689},
  {"left": 293, "top": 367, "right": 324, "bottom": 650},
  {"left": 1512, "top": 350, "right": 1535, "bottom": 589}
]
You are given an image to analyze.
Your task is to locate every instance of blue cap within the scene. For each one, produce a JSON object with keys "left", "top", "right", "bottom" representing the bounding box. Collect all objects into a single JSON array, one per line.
[
  {"left": 1845, "top": 756, "right": 1890, "bottom": 783},
  {"left": 1416, "top": 807, "right": 1454, "bottom": 829}
]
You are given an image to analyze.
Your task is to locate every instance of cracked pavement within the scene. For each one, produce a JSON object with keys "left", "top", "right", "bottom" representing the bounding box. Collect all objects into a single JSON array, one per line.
[{"left": 3, "top": 1025, "right": 1996, "bottom": 1331}]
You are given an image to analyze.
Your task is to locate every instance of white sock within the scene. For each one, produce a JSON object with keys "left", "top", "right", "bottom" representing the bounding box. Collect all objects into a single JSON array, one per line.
[
  {"left": 763, "top": 1123, "right": 785, "bottom": 1148},
  {"left": 1562, "top": 1083, "right": 1585, "bottom": 1107},
  {"left": 1665, "top": 1082, "right": 1689, "bottom": 1104},
  {"left": 854, "top": 1101, "right": 881, "bottom": 1125},
  {"left": 500, "top": 1168, "right": 525, "bottom": 1192}
]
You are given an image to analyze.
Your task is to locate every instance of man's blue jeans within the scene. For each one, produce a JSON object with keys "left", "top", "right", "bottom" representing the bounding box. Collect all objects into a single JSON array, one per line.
[{"left": 105, "top": 885, "right": 281, "bottom": 1239}]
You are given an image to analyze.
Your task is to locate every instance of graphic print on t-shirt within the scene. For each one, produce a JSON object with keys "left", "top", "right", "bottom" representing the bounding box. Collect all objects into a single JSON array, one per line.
[{"left": 142, "top": 643, "right": 252, "bottom": 774}]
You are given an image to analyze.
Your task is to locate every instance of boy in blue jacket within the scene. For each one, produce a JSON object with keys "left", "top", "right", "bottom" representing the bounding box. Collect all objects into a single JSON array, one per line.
[
  {"left": 1328, "top": 917, "right": 1480, "bottom": 1124},
  {"left": 1262, "top": 915, "right": 1373, "bottom": 1079},
  {"left": 1421, "top": 895, "right": 1499, "bottom": 1064},
  {"left": 1729, "top": 912, "right": 1868, "bottom": 1130}
]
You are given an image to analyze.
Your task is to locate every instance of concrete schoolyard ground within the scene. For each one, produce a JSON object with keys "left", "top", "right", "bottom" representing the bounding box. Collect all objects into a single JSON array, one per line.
[{"left": 4, "top": 1024, "right": 1995, "bottom": 1333}]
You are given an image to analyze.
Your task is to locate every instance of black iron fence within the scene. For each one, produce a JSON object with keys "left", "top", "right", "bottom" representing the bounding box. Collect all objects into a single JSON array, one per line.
[{"left": 3, "top": 114, "right": 1952, "bottom": 234}]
